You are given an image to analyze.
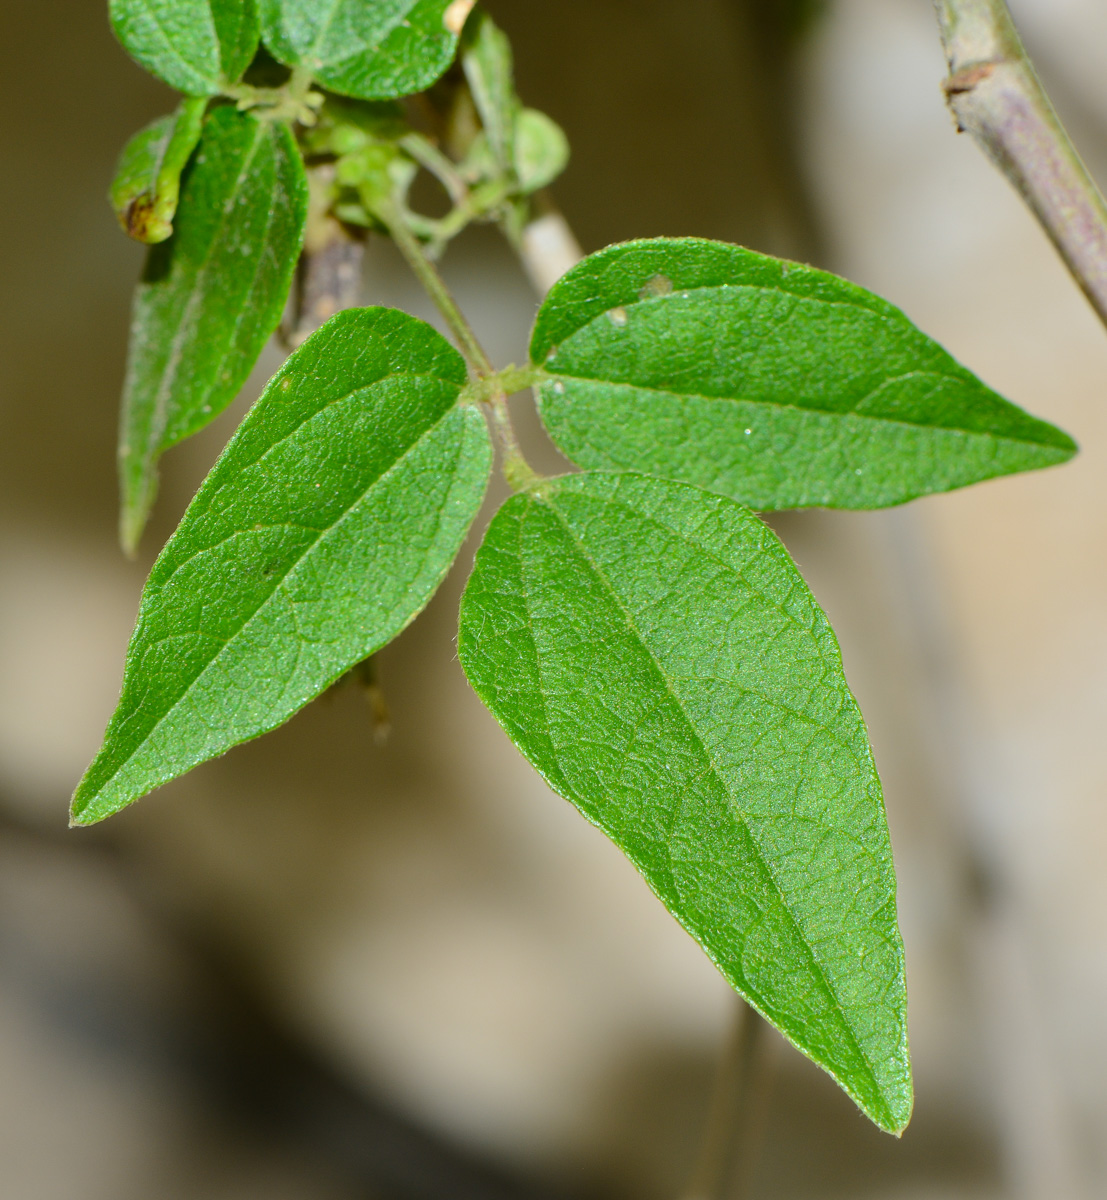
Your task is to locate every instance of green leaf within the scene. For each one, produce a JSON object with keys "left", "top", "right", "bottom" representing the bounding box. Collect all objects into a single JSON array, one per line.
[
  {"left": 458, "top": 13, "right": 566, "bottom": 194},
  {"left": 458, "top": 471, "right": 912, "bottom": 1133},
  {"left": 109, "top": 97, "right": 208, "bottom": 244},
  {"left": 119, "top": 105, "right": 308, "bottom": 553},
  {"left": 513, "top": 108, "right": 569, "bottom": 194},
  {"left": 109, "top": 0, "right": 260, "bottom": 94},
  {"left": 75, "top": 307, "right": 491, "bottom": 826},
  {"left": 461, "top": 7, "right": 517, "bottom": 171},
  {"left": 531, "top": 239, "right": 1076, "bottom": 511},
  {"left": 259, "top": 0, "right": 466, "bottom": 100}
]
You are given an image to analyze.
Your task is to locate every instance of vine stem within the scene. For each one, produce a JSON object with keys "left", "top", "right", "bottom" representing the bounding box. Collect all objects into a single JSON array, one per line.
[
  {"left": 400, "top": 133, "right": 470, "bottom": 208},
  {"left": 376, "top": 197, "right": 539, "bottom": 489},
  {"left": 933, "top": 0, "right": 1107, "bottom": 329},
  {"left": 377, "top": 196, "right": 494, "bottom": 376},
  {"left": 679, "top": 1002, "right": 769, "bottom": 1200}
]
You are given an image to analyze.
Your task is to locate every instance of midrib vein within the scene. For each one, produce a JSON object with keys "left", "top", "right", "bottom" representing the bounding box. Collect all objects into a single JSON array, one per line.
[
  {"left": 537, "top": 491, "right": 888, "bottom": 1112},
  {"left": 550, "top": 375, "right": 1064, "bottom": 448}
]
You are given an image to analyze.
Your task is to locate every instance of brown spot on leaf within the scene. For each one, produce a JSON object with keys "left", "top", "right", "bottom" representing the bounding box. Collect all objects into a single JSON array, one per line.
[{"left": 638, "top": 274, "right": 673, "bottom": 299}]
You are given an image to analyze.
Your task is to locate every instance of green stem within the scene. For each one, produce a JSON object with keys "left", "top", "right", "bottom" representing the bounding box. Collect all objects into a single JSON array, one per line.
[
  {"left": 288, "top": 64, "right": 316, "bottom": 101},
  {"left": 376, "top": 197, "right": 494, "bottom": 376},
  {"left": 400, "top": 133, "right": 470, "bottom": 207},
  {"left": 461, "top": 364, "right": 545, "bottom": 402},
  {"left": 416, "top": 204, "right": 476, "bottom": 259},
  {"left": 680, "top": 1002, "right": 770, "bottom": 1200},
  {"left": 375, "top": 198, "right": 540, "bottom": 489},
  {"left": 933, "top": 0, "right": 1107, "bottom": 329},
  {"left": 223, "top": 66, "right": 321, "bottom": 125},
  {"left": 488, "top": 397, "right": 540, "bottom": 491},
  {"left": 396, "top": 161, "right": 513, "bottom": 259}
]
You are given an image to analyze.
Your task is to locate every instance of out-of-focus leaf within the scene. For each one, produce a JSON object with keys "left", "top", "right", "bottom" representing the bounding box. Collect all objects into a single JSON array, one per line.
[
  {"left": 109, "top": 97, "right": 208, "bottom": 243},
  {"left": 75, "top": 307, "right": 491, "bottom": 825},
  {"left": 109, "top": 0, "right": 259, "bottom": 94},
  {"left": 303, "top": 95, "right": 409, "bottom": 155},
  {"left": 119, "top": 105, "right": 308, "bottom": 552},
  {"left": 461, "top": 7, "right": 517, "bottom": 171},
  {"left": 513, "top": 108, "right": 568, "bottom": 194}
]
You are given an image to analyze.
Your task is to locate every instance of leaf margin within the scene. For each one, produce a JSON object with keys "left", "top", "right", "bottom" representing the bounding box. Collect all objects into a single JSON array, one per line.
[{"left": 118, "top": 103, "right": 309, "bottom": 553}]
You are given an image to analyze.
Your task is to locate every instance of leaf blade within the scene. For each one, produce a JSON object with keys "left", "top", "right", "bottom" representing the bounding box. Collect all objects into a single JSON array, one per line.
[
  {"left": 75, "top": 307, "right": 491, "bottom": 825},
  {"left": 119, "top": 105, "right": 308, "bottom": 552},
  {"left": 513, "top": 108, "right": 569, "bottom": 194},
  {"left": 259, "top": 0, "right": 462, "bottom": 100},
  {"left": 212, "top": 0, "right": 263, "bottom": 81},
  {"left": 531, "top": 238, "right": 1075, "bottom": 510},
  {"left": 109, "top": 0, "right": 259, "bottom": 94},
  {"left": 461, "top": 7, "right": 517, "bottom": 171},
  {"left": 458, "top": 471, "right": 912, "bottom": 1131}
]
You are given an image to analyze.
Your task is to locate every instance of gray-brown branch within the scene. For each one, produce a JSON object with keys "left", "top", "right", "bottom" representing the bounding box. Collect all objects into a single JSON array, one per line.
[
  {"left": 933, "top": 0, "right": 1107, "bottom": 330},
  {"left": 295, "top": 224, "right": 366, "bottom": 344}
]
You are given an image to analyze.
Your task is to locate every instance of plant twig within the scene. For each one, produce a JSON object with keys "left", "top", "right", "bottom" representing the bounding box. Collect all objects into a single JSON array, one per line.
[
  {"left": 679, "top": 1001, "right": 771, "bottom": 1200},
  {"left": 933, "top": 0, "right": 1107, "bottom": 329},
  {"left": 294, "top": 205, "right": 366, "bottom": 345},
  {"left": 296, "top": 234, "right": 365, "bottom": 341},
  {"left": 400, "top": 133, "right": 471, "bottom": 208},
  {"left": 375, "top": 197, "right": 539, "bottom": 489},
  {"left": 376, "top": 196, "right": 495, "bottom": 377}
]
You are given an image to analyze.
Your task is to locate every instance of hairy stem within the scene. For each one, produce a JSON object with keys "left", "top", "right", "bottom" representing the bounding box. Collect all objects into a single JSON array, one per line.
[
  {"left": 376, "top": 198, "right": 539, "bottom": 488},
  {"left": 487, "top": 399, "right": 539, "bottom": 491},
  {"left": 933, "top": 0, "right": 1107, "bottom": 329},
  {"left": 377, "top": 197, "right": 494, "bottom": 376}
]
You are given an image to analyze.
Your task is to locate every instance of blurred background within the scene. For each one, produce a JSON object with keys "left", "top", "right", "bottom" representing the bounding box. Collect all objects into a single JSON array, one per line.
[{"left": 2, "top": 0, "right": 1106, "bottom": 1196}]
